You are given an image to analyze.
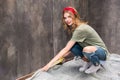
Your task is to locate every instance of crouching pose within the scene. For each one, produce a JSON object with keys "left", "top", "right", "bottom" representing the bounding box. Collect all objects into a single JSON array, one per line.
[{"left": 40, "top": 6, "right": 109, "bottom": 74}]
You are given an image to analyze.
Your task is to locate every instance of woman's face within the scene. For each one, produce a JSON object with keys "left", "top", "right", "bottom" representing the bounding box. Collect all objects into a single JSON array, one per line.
[{"left": 63, "top": 12, "right": 74, "bottom": 26}]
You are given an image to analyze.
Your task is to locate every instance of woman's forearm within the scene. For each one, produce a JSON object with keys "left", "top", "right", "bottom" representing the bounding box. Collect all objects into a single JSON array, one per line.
[
  {"left": 45, "top": 48, "right": 69, "bottom": 68},
  {"left": 40, "top": 41, "right": 75, "bottom": 71}
]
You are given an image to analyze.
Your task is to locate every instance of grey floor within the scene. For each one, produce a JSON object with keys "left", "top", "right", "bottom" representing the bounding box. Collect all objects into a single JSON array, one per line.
[{"left": 26, "top": 54, "right": 120, "bottom": 80}]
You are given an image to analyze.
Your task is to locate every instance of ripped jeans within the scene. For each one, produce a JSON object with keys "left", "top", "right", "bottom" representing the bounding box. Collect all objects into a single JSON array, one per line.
[{"left": 70, "top": 43, "right": 106, "bottom": 66}]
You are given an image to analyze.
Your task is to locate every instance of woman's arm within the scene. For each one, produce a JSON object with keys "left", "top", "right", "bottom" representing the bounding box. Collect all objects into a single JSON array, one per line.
[{"left": 40, "top": 40, "right": 76, "bottom": 71}]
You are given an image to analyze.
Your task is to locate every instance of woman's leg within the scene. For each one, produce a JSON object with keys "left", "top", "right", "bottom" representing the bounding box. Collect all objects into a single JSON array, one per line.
[
  {"left": 70, "top": 43, "right": 84, "bottom": 58},
  {"left": 70, "top": 43, "right": 91, "bottom": 72},
  {"left": 83, "top": 46, "right": 106, "bottom": 66},
  {"left": 70, "top": 43, "right": 89, "bottom": 61},
  {"left": 82, "top": 46, "right": 106, "bottom": 73}
]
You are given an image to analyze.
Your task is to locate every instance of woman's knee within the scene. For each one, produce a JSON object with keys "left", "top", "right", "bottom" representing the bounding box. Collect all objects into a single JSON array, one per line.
[{"left": 83, "top": 46, "right": 97, "bottom": 53}]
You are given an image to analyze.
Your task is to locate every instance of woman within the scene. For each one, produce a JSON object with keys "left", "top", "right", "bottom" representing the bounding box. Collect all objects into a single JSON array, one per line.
[{"left": 40, "top": 6, "right": 109, "bottom": 74}]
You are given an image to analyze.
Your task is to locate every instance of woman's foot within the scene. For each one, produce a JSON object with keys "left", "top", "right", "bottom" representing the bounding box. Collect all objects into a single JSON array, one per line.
[
  {"left": 79, "top": 62, "right": 91, "bottom": 72},
  {"left": 85, "top": 64, "right": 101, "bottom": 74}
]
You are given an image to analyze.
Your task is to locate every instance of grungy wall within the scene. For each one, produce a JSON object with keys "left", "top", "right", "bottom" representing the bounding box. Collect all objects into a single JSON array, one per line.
[{"left": 0, "top": 0, "right": 120, "bottom": 80}]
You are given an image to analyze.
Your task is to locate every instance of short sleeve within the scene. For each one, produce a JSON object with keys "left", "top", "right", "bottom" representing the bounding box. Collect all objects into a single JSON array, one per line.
[{"left": 70, "top": 29, "right": 87, "bottom": 42}]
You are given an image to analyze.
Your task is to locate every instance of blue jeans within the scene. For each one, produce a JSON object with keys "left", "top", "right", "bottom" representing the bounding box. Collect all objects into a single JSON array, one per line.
[
  {"left": 70, "top": 43, "right": 84, "bottom": 58},
  {"left": 70, "top": 43, "right": 106, "bottom": 66}
]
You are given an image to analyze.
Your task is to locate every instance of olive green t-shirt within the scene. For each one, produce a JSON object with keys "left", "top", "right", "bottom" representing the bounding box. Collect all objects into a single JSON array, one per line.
[{"left": 70, "top": 24, "right": 109, "bottom": 55}]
